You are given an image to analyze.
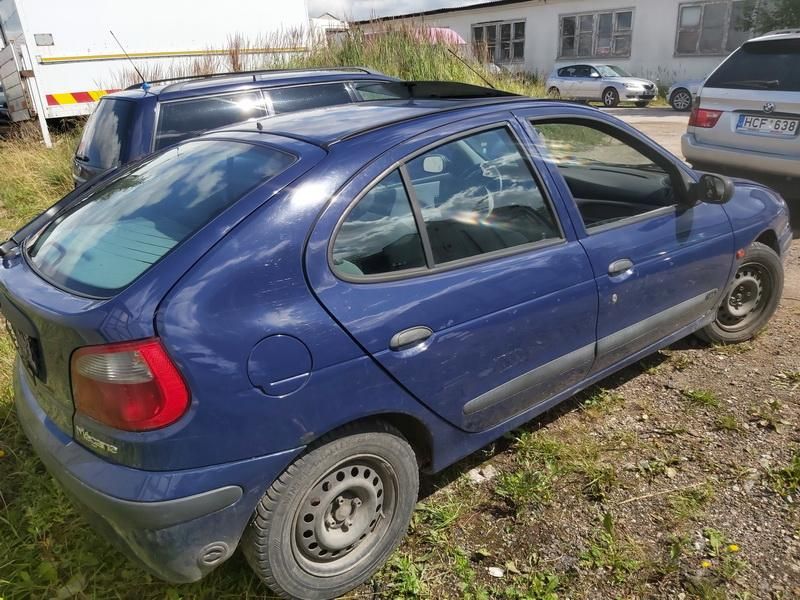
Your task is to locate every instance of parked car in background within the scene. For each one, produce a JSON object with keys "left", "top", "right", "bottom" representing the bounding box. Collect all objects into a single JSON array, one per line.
[
  {"left": 682, "top": 31, "right": 800, "bottom": 188},
  {"left": 5, "top": 84, "right": 790, "bottom": 600},
  {"left": 668, "top": 78, "right": 704, "bottom": 112},
  {"left": 73, "top": 68, "right": 399, "bottom": 186},
  {"left": 546, "top": 64, "right": 657, "bottom": 107}
]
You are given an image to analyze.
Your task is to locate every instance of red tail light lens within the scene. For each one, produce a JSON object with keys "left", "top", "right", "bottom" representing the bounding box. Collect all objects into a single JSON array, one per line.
[
  {"left": 71, "top": 338, "right": 189, "bottom": 431},
  {"left": 689, "top": 105, "right": 723, "bottom": 128}
]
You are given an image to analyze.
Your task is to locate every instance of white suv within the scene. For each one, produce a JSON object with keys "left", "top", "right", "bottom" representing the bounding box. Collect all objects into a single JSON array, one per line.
[{"left": 682, "top": 31, "right": 800, "bottom": 186}]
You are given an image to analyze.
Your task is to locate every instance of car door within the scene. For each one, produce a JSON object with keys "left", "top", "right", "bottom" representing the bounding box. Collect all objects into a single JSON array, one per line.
[
  {"left": 520, "top": 111, "right": 734, "bottom": 372},
  {"left": 555, "top": 67, "right": 576, "bottom": 97},
  {"left": 306, "top": 116, "right": 598, "bottom": 432},
  {"left": 571, "top": 65, "right": 595, "bottom": 99}
]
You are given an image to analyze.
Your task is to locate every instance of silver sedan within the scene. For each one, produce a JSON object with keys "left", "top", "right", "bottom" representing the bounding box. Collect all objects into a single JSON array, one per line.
[
  {"left": 545, "top": 64, "right": 657, "bottom": 108},
  {"left": 667, "top": 79, "right": 704, "bottom": 112}
]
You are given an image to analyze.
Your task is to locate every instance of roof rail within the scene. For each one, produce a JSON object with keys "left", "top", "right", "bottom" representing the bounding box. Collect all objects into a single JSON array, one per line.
[
  {"left": 124, "top": 66, "right": 378, "bottom": 91},
  {"left": 358, "top": 80, "right": 520, "bottom": 100}
]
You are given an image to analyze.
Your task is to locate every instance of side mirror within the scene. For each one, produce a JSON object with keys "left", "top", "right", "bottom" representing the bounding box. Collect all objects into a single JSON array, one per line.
[
  {"left": 422, "top": 155, "right": 445, "bottom": 174},
  {"left": 590, "top": 72, "right": 601, "bottom": 78},
  {"left": 689, "top": 173, "right": 735, "bottom": 205}
]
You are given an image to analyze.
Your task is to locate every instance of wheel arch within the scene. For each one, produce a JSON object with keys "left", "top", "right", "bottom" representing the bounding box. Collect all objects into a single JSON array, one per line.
[
  {"left": 670, "top": 87, "right": 690, "bottom": 100},
  {"left": 755, "top": 229, "right": 780, "bottom": 256}
]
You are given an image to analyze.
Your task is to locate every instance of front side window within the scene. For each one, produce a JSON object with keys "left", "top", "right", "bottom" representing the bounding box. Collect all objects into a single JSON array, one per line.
[
  {"left": 676, "top": 1, "right": 752, "bottom": 55},
  {"left": 559, "top": 9, "right": 633, "bottom": 58},
  {"left": 406, "top": 128, "right": 561, "bottom": 264},
  {"left": 472, "top": 20, "right": 525, "bottom": 63},
  {"left": 533, "top": 122, "right": 675, "bottom": 230},
  {"left": 267, "top": 83, "right": 353, "bottom": 114},
  {"left": 75, "top": 98, "right": 135, "bottom": 169},
  {"left": 155, "top": 92, "right": 267, "bottom": 150},
  {"left": 332, "top": 170, "right": 426, "bottom": 278},
  {"left": 29, "top": 141, "right": 295, "bottom": 296}
]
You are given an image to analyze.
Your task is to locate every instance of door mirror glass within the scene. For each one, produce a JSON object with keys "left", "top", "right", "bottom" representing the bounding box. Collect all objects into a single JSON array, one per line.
[
  {"left": 422, "top": 155, "right": 445, "bottom": 174},
  {"left": 691, "top": 173, "right": 735, "bottom": 205},
  {"left": 590, "top": 71, "right": 601, "bottom": 78}
]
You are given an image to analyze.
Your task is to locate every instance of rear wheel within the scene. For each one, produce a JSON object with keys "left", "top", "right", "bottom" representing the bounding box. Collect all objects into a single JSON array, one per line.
[
  {"left": 670, "top": 88, "right": 693, "bottom": 111},
  {"left": 602, "top": 87, "right": 620, "bottom": 108},
  {"left": 697, "top": 242, "right": 783, "bottom": 345},
  {"left": 242, "top": 423, "right": 419, "bottom": 600},
  {"left": 547, "top": 86, "right": 561, "bottom": 99}
]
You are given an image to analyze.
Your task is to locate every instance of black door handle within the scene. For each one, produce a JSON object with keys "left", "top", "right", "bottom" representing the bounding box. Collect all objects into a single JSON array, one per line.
[
  {"left": 389, "top": 326, "right": 433, "bottom": 351},
  {"left": 608, "top": 258, "right": 634, "bottom": 276}
]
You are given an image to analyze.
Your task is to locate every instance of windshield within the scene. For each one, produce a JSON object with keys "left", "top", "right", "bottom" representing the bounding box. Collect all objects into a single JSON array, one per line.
[
  {"left": 705, "top": 38, "right": 800, "bottom": 91},
  {"left": 28, "top": 140, "right": 295, "bottom": 297},
  {"left": 595, "top": 65, "right": 632, "bottom": 77},
  {"left": 75, "top": 98, "right": 135, "bottom": 169}
]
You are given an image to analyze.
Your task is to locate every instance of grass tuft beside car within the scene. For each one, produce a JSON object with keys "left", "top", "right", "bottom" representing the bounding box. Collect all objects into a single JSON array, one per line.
[
  {"left": 3, "top": 83, "right": 791, "bottom": 600},
  {"left": 545, "top": 64, "right": 657, "bottom": 107}
]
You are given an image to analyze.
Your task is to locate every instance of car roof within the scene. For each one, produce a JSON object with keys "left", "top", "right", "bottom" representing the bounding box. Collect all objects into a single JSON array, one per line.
[
  {"left": 105, "top": 68, "right": 396, "bottom": 102},
  {"left": 747, "top": 30, "right": 800, "bottom": 43},
  {"left": 216, "top": 97, "right": 575, "bottom": 149}
]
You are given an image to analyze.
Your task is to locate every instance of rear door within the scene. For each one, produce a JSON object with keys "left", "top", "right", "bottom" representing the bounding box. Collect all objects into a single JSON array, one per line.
[
  {"left": 696, "top": 37, "right": 800, "bottom": 158},
  {"left": 523, "top": 112, "right": 734, "bottom": 372},
  {"left": 307, "top": 115, "right": 598, "bottom": 432}
]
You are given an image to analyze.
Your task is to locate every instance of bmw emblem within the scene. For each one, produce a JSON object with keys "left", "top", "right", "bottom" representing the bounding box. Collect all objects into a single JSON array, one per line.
[{"left": 763, "top": 102, "right": 776, "bottom": 114}]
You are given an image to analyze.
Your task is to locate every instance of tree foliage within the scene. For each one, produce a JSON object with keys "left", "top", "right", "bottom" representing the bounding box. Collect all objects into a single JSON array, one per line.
[{"left": 743, "top": 0, "right": 800, "bottom": 34}]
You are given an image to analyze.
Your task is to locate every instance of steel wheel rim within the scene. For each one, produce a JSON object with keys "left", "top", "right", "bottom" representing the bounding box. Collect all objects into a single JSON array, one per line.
[
  {"left": 673, "top": 91, "right": 691, "bottom": 110},
  {"left": 716, "top": 262, "right": 771, "bottom": 332},
  {"left": 603, "top": 90, "right": 616, "bottom": 106},
  {"left": 292, "top": 454, "right": 397, "bottom": 577}
]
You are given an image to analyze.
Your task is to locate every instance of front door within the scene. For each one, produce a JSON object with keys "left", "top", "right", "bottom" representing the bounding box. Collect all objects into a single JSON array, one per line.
[
  {"left": 524, "top": 115, "right": 734, "bottom": 372},
  {"left": 306, "top": 117, "right": 598, "bottom": 432}
]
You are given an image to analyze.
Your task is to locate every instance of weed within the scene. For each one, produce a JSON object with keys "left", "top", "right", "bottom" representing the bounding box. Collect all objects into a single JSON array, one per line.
[
  {"left": 668, "top": 483, "right": 715, "bottom": 521},
  {"left": 384, "top": 553, "right": 427, "bottom": 599},
  {"left": 669, "top": 352, "right": 694, "bottom": 371},
  {"left": 770, "top": 453, "right": 800, "bottom": 498},
  {"left": 495, "top": 467, "right": 553, "bottom": 512},
  {"left": 581, "top": 388, "right": 625, "bottom": 413},
  {"left": 714, "top": 413, "right": 741, "bottom": 432},
  {"left": 680, "top": 389, "right": 720, "bottom": 408},
  {"left": 580, "top": 513, "right": 641, "bottom": 583},
  {"left": 711, "top": 342, "right": 753, "bottom": 356},
  {"left": 451, "top": 548, "right": 490, "bottom": 600},
  {"left": 772, "top": 370, "right": 800, "bottom": 390},
  {"left": 501, "top": 572, "right": 561, "bottom": 600}
]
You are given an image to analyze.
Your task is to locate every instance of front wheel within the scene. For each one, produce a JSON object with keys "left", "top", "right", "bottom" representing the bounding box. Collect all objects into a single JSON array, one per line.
[
  {"left": 602, "top": 87, "right": 620, "bottom": 108},
  {"left": 697, "top": 242, "right": 783, "bottom": 345},
  {"left": 670, "top": 88, "right": 693, "bottom": 111},
  {"left": 242, "top": 422, "right": 419, "bottom": 600},
  {"left": 547, "top": 86, "right": 561, "bottom": 99}
]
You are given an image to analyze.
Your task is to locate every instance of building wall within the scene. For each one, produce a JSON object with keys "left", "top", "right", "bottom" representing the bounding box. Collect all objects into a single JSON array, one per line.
[{"left": 368, "top": 0, "right": 749, "bottom": 85}]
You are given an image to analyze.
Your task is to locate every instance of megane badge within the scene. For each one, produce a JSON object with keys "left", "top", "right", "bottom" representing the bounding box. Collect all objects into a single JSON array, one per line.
[{"left": 763, "top": 102, "right": 776, "bottom": 114}]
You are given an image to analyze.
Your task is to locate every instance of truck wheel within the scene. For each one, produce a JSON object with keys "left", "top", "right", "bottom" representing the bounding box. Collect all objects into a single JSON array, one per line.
[
  {"left": 602, "top": 87, "right": 620, "bottom": 108},
  {"left": 242, "top": 422, "right": 419, "bottom": 600},
  {"left": 697, "top": 242, "right": 783, "bottom": 345}
]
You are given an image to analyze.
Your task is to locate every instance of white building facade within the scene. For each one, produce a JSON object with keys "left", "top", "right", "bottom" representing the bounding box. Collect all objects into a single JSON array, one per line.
[{"left": 361, "top": 0, "right": 763, "bottom": 84}]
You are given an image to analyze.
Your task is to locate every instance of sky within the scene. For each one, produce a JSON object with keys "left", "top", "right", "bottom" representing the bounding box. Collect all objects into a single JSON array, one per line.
[{"left": 308, "top": 0, "right": 494, "bottom": 20}]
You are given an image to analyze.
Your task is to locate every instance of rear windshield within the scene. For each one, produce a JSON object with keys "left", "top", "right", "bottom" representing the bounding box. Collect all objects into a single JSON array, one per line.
[
  {"left": 154, "top": 91, "right": 268, "bottom": 151},
  {"left": 28, "top": 141, "right": 295, "bottom": 297},
  {"left": 705, "top": 38, "right": 800, "bottom": 91},
  {"left": 75, "top": 98, "right": 135, "bottom": 169}
]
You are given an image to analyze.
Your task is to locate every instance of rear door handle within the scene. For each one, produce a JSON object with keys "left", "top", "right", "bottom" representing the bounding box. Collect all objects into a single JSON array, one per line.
[
  {"left": 390, "top": 326, "right": 433, "bottom": 351},
  {"left": 608, "top": 258, "right": 634, "bottom": 276}
]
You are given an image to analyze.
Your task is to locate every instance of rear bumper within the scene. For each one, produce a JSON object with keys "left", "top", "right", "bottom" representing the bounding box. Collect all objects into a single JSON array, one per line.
[
  {"left": 682, "top": 133, "right": 799, "bottom": 179},
  {"left": 14, "top": 359, "right": 303, "bottom": 582}
]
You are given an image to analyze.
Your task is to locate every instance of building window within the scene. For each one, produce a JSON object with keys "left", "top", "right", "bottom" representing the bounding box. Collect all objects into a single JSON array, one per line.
[
  {"left": 676, "top": 1, "right": 753, "bottom": 55},
  {"left": 558, "top": 9, "right": 633, "bottom": 59},
  {"left": 472, "top": 21, "right": 525, "bottom": 63}
]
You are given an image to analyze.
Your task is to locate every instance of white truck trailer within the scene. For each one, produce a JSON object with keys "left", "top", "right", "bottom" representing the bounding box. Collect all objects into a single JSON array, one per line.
[{"left": 0, "top": 0, "right": 310, "bottom": 145}]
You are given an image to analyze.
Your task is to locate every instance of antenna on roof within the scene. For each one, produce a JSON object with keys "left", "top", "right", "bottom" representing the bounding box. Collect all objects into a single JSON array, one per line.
[
  {"left": 110, "top": 30, "right": 150, "bottom": 91},
  {"left": 447, "top": 48, "right": 496, "bottom": 89}
]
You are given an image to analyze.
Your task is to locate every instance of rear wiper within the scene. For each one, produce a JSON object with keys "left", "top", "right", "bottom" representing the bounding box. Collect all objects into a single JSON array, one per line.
[{"left": 717, "top": 79, "right": 780, "bottom": 89}]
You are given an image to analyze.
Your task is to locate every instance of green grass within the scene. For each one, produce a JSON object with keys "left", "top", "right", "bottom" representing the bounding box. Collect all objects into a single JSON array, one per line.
[
  {"left": 580, "top": 513, "right": 642, "bottom": 583},
  {"left": 680, "top": 389, "right": 721, "bottom": 409},
  {"left": 770, "top": 452, "right": 800, "bottom": 498}
]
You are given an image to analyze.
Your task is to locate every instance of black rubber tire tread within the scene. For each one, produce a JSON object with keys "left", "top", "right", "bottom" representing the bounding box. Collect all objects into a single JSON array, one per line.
[
  {"left": 603, "top": 87, "right": 620, "bottom": 108},
  {"left": 241, "top": 421, "right": 419, "bottom": 600},
  {"left": 697, "top": 241, "right": 783, "bottom": 345}
]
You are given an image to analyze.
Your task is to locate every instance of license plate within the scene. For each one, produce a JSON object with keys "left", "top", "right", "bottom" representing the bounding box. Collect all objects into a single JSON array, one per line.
[{"left": 737, "top": 114, "right": 799, "bottom": 137}]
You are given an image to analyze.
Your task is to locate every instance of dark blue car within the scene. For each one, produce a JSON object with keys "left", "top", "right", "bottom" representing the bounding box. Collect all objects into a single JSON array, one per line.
[
  {"left": 72, "top": 67, "right": 399, "bottom": 186},
  {"left": 5, "top": 88, "right": 791, "bottom": 600}
]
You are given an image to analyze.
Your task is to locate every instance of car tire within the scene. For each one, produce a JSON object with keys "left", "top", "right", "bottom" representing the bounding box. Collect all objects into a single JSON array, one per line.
[
  {"left": 602, "top": 87, "right": 620, "bottom": 108},
  {"left": 670, "top": 88, "right": 693, "bottom": 112},
  {"left": 697, "top": 242, "right": 783, "bottom": 345},
  {"left": 547, "top": 86, "right": 561, "bottom": 99},
  {"left": 635, "top": 101, "right": 650, "bottom": 108},
  {"left": 242, "top": 422, "right": 419, "bottom": 600}
]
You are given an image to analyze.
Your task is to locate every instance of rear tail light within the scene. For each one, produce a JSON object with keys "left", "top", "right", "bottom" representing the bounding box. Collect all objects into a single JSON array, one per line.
[
  {"left": 71, "top": 338, "right": 189, "bottom": 431},
  {"left": 689, "top": 104, "right": 723, "bottom": 128}
]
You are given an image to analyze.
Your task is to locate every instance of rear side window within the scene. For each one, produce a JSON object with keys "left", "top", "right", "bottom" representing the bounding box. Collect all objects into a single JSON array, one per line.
[
  {"left": 267, "top": 83, "right": 353, "bottom": 114},
  {"left": 352, "top": 81, "right": 411, "bottom": 101},
  {"left": 155, "top": 92, "right": 268, "bottom": 150},
  {"left": 28, "top": 141, "right": 295, "bottom": 297},
  {"left": 76, "top": 98, "right": 135, "bottom": 169},
  {"left": 332, "top": 170, "right": 426, "bottom": 277},
  {"left": 705, "top": 39, "right": 800, "bottom": 92}
]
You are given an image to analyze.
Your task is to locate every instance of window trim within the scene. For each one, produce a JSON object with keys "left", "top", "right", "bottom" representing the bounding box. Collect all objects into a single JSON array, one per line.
[
  {"left": 674, "top": 0, "right": 752, "bottom": 57},
  {"left": 526, "top": 115, "right": 693, "bottom": 237},
  {"left": 557, "top": 8, "right": 635, "bottom": 60},
  {"left": 471, "top": 19, "right": 527, "bottom": 64},
  {"left": 328, "top": 121, "right": 567, "bottom": 284}
]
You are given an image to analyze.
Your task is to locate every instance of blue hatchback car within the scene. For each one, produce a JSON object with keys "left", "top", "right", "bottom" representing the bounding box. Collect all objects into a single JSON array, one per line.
[{"left": 4, "top": 87, "right": 791, "bottom": 599}]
